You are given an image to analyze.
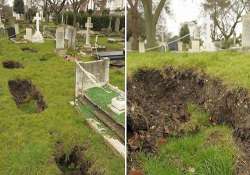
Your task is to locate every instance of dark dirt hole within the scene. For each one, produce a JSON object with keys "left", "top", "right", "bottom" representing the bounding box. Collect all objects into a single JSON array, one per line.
[
  {"left": 55, "top": 142, "right": 104, "bottom": 175},
  {"left": 128, "top": 67, "right": 250, "bottom": 174},
  {"left": 2, "top": 60, "right": 24, "bottom": 69},
  {"left": 8, "top": 79, "right": 47, "bottom": 113},
  {"left": 21, "top": 47, "right": 38, "bottom": 53}
]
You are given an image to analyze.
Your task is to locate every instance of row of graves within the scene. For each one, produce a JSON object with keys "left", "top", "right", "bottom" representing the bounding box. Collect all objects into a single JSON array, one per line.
[
  {"left": 1, "top": 11, "right": 125, "bottom": 158},
  {"left": 134, "top": 12, "right": 250, "bottom": 54}
]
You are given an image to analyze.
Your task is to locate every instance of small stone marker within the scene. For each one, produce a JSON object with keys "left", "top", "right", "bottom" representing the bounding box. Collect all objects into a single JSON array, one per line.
[
  {"left": 139, "top": 40, "right": 145, "bottom": 53},
  {"left": 178, "top": 41, "right": 183, "bottom": 52},
  {"left": 14, "top": 23, "right": 19, "bottom": 34},
  {"left": 85, "top": 17, "right": 93, "bottom": 47},
  {"left": 56, "top": 27, "right": 65, "bottom": 49},
  {"left": 115, "top": 17, "right": 120, "bottom": 32},
  {"left": 24, "top": 28, "right": 32, "bottom": 41},
  {"left": 242, "top": 13, "right": 250, "bottom": 48},
  {"left": 32, "top": 13, "right": 44, "bottom": 43},
  {"left": 189, "top": 40, "right": 200, "bottom": 52}
]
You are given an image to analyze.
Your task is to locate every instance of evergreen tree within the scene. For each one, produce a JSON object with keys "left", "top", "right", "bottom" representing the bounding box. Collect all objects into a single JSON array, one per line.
[
  {"left": 179, "top": 24, "right": 190, "bottom": 44},
  {"left": 13, "top": 0, "right": 24, "bottom": 14}
]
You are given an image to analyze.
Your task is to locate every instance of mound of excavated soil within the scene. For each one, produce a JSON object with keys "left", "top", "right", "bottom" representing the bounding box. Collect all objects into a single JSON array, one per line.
[
  {"left": 128, "top": 67, "right": 250, "bottom": 175},
  {"left": 2, "top": 60, "right": 24, "bottom": 69},
  {"left": 55, "top": 142, "right": 103, "bottom": 175},
  {"left": 8, "top": 79, "right": 47, "bottom": 113}
]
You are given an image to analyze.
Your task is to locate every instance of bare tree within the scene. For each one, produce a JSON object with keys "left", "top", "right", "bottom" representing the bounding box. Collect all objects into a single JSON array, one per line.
[
  {"left": 47, "top": 0, "right": 66, "bottom": 21},
  {"left": 203, "top": 0, "right": 249, "bottom": 42},
  {"left": 140, "top": 0, "right": 169, "bottom": 48},
  {"left": 69, "top": 0, "right": 87, "bottom": 26},
  {"left": 127, "top": 0, "right": 140, "bottom": 50}
]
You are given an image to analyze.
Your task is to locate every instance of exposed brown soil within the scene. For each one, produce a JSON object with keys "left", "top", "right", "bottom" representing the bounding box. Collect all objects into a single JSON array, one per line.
[
  {"left": 2, "top": 60, "right": 24, "bottom": 69},
  {"left": 55, "top": 142, "right": 104, "bottom": 175},
  {"left": 8, "top": 79, "right": 47, "bottom": 113},
  {"left": 127, "top": 67, "right": 250, "bottom": 175}
]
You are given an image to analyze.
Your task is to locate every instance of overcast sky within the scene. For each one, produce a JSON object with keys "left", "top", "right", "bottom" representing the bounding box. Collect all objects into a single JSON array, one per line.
[{"left": 164, "top": 0, "right": 242, "bottom": 36}]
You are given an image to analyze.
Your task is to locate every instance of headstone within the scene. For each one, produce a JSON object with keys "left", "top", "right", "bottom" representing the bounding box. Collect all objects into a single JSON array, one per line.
[
  {"left": 115, "top": 17, "right": 120, "bottom": 32},
  {"left": 203, "top": 15, "right": 217, "bottom": 51},
  {"left": 127, "top": 36, "right": 133, "bottom": 51},
  {"left": 24, "top": 28, "right": 32, "bottom": 41},
  {"left": 0, "top": 16, "right": 4, "bottom": 29},
  {"left": 65, "top": 26, "right": 76, "bottom": 49},
  {"left": 139, "top": 41, "right": 145, "bottom": 53},
  {"left": 242, "top": 13, "right": 250, "bottom": 48},
  {"left": 32, "top": 13, "right": 44, "bottom": 43},
  {"left": 108, "top": 17, "right": 112, "bottom": 32},
  {"left": 56, "top": 27, "right": 65, "bottom": 49},
  {"left": 189, "top": 40, "right": 200, "bottom": 52},
  {"left": 7, "top": 27, "right": 16, "bottom": 39},
  {"left": 178, "top": 41, "right": 183, "bottom": 52},
  {"left": 14, "top": 23, "right": 19, "bottom": 34},
  {"left": 85, "top": 17, "right": 93, "bottom": 47}
]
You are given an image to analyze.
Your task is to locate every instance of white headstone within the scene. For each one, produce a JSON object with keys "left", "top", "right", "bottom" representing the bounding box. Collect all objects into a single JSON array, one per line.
[
  {"left": 189, "top": 40, "right": 200, "bottom": 52},
  {"left": 139, "top": 41, "right": 145, "bottom": 53},
  {"left": 24, "top": 28, "right": 32, "bottom": 41},
  {"left": 56, "top": 27, "right": 65, "bottom": 49},
  {"left": 85, "top": 17, "right": 93, "bottom": 47},
  {"left": 178, "top": 41, "right": 183, "bottom": 52},
  {"left": 203, "top": 15, "right": 216, "bottom": 52},
  {"left": 65, "top": 26, "right": 76, "bottom": 49},
  {"left": 32, "top": 13, "right": 44, "bottom": 43},
  {"left": 242, "top": 13, "right": 250, "bottom": 48},
  {"left": 14, "top": 23, "right": 19, "bottom": 34}
]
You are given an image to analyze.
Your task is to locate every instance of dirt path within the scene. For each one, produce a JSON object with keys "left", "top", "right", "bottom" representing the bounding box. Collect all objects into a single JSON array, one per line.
[{"left": 128, "top": 67, "right": 250, "bottom": 174}]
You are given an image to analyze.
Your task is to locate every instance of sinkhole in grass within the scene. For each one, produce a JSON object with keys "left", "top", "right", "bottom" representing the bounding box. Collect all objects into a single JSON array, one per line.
[
  {"left": 8, "top": 79, "right": 47, "bottom": 113},
  {"left": 2, "top": 60, "right": 24, "bottom": 69}
]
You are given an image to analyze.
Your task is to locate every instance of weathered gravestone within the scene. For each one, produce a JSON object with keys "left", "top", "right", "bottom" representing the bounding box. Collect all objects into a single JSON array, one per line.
[
  {"left": 139, "top": 40, "right": 145, "bottom": 53},
  {"left": 7, "top": 27, "right": 16, "bottom": 39},
  {"left": 242, "top": 13, "right": 250, "bottom": 48},
  {"left": 14, "top": 23, "right": 19, "bottom": 34},
  {"left": 85, "top": 17, "right": 93, "bottom": 47},
  {"left": 178, "top": 41, "right": 183, "bottom": 52},
  {"left": 56, "top": 27, "right": 65, "bottom": 49},
  {"left": 24, "top": 28, "right": 32, "bottom": 41},
  {"left": 0, "top": 16, "right": 5, "bottom": 29},
  {"left": 65, "top": 25, "right": 76, "bottom": 49},
  {"left": 189, "top": 40, "right": 200, "bottom": 52},
  {"left": 115, "top": 17, "right": 120, "bottom": 33}
]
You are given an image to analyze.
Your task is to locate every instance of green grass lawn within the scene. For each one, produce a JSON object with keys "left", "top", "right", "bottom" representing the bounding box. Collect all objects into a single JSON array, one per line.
[
  {"left": 138, "top": 105, "right": 237, "bottom": 175},
  {"left": 128, "top": 51, "right": 250, "bottom": 90},
  {"left": 128, "top": 51, "right": 246, "bottom": 174},
  {"left": 0, "top": 38, "right": 124, "bottom": 175}
]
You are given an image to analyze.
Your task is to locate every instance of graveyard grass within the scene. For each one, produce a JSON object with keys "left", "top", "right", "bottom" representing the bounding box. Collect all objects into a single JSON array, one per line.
[
  {"left": 127, "top": 51, "right": 250, "bottom": 174},
  {"left": 0, "top": 38, "right": 124, "bottom": 175}
]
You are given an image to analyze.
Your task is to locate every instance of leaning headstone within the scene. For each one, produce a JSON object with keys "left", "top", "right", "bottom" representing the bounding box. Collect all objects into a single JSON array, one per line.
[
  {"left": 14, "top": 23, "right": 19, "bottom": 34},
  {"left": 242, "top": 13, "right": 250, "bottom": 48},
  {"left": 115, "top": 17, "right": 120, "bottom": 33},
  {"left": 7, "top": 27, "right": 16, "bottom": 39},
  {"left": 56, "top": 27, "right": 65, "bottom": 49},
  {"left": 24, "top": 28, "right": 32, "bottom": 41},
  {"left": 85, "top": 17, "right": 93, "bottom": 47},
  {"left": 178, "top": 41, "right": 183, "bottom": 52},
  {"left": 32, "top": 13, "right": 44, "bottom": 43},
  {"left": 139, "top": 41, "right": 145, "bottom": 53}
]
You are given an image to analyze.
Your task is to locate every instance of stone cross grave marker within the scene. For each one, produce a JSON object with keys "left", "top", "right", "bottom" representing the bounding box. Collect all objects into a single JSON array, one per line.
[
  {"left": 85, "top": 17, "right": 93, "bottom": 47},
  {"left": 32, "top": 13, "right": 44, "bottom": 43},
  {"left": 56, "top": 27, "right": 65, "bottom": 49}
]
